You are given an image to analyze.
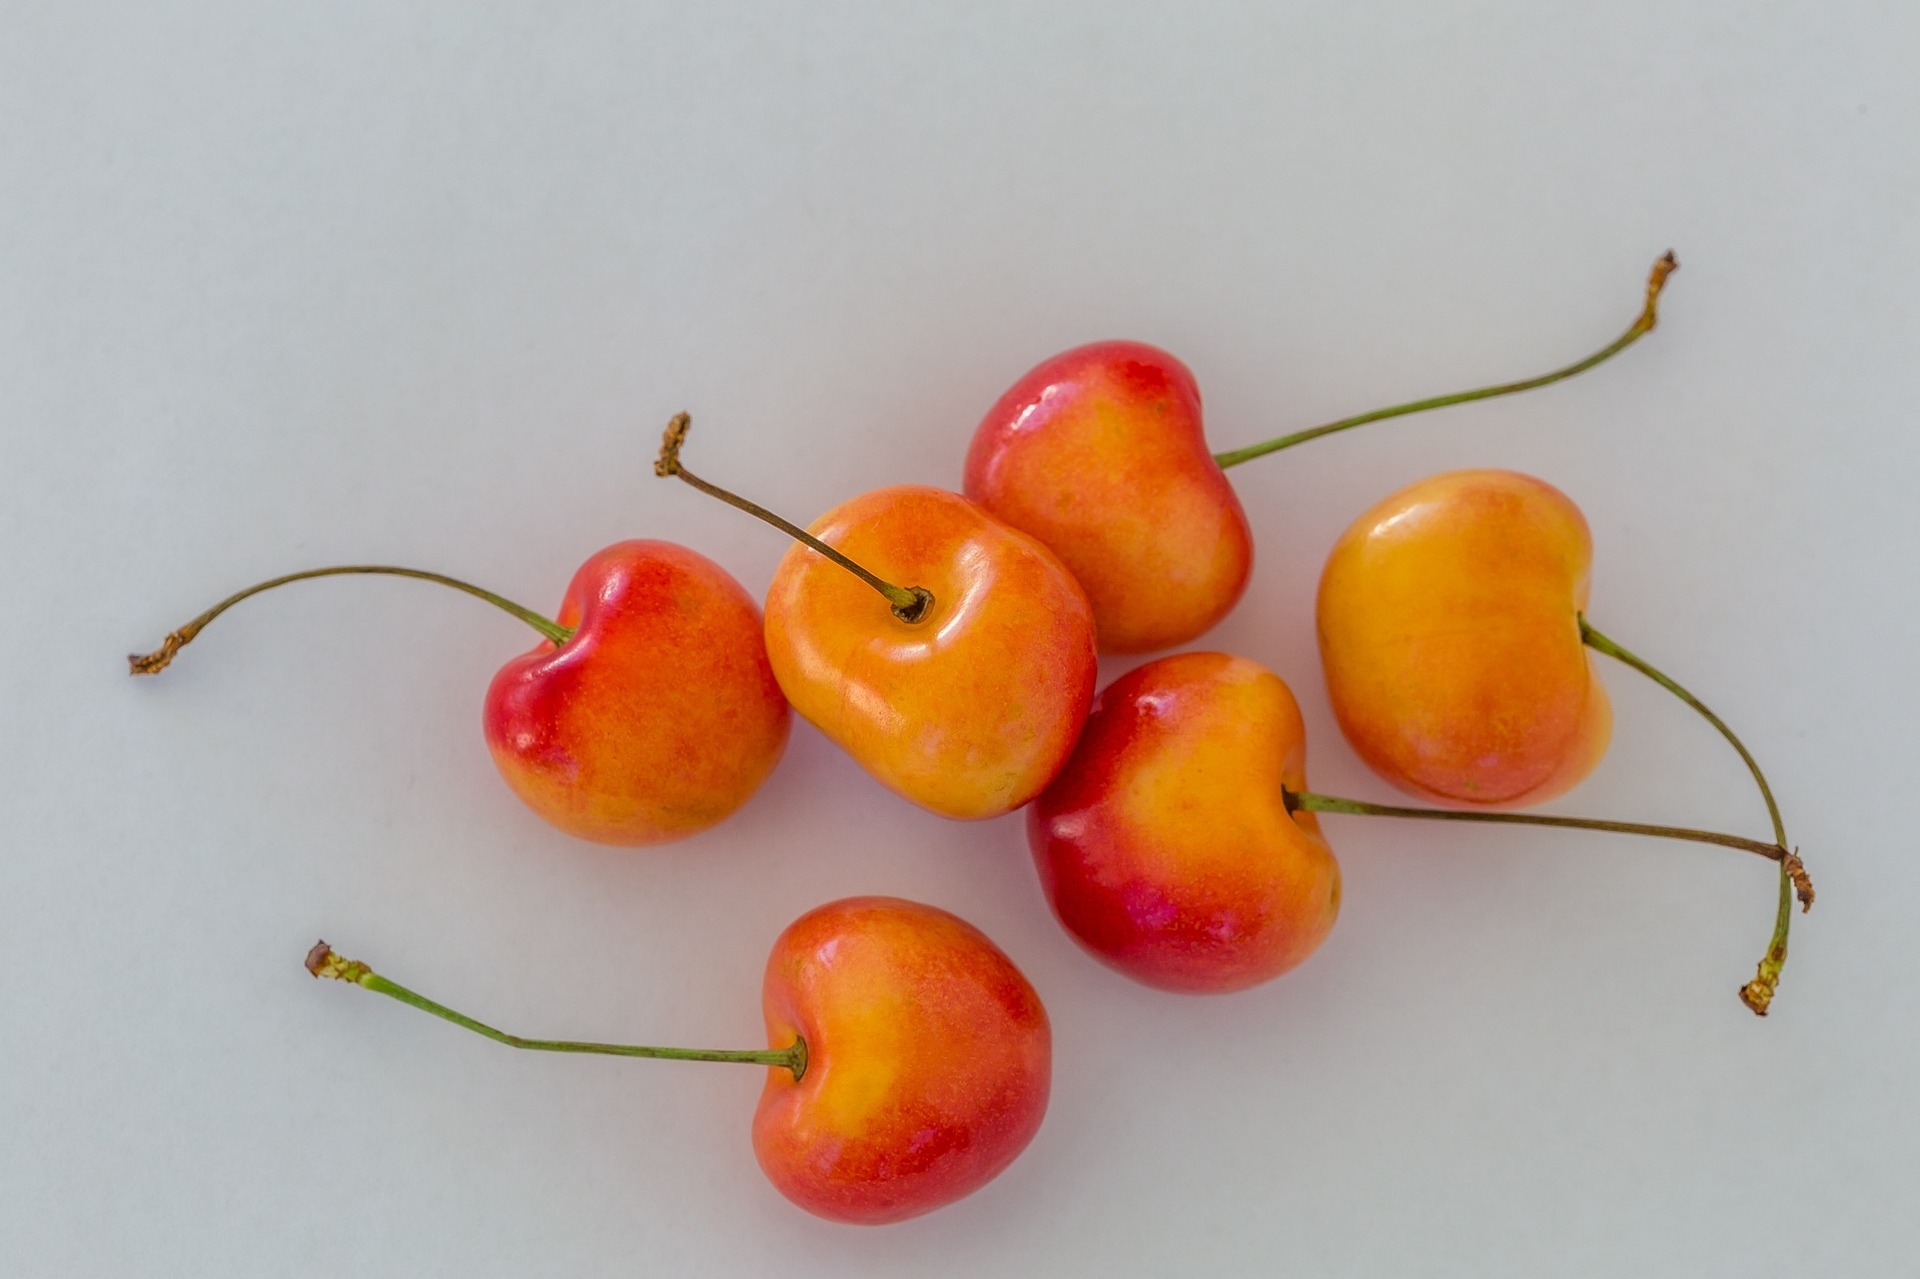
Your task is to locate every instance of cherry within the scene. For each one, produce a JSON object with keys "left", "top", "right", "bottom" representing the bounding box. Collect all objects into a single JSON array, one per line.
[
  {"left": 965, "top": 254, "right": 1678, "bottom": 652},
  {"left": 1030, "top": 652, "right": 1803, "bottom": 1002},
  {"left": 308, "top": 895, "right": 1050, "bottom": 1224},
  {"left": 1317, "top": 467, "right": 1811, "bottom": 1012},
  {"left": 131, "top": 541, "right": 789, "bottom": 845},
  {"left": 656, "top": 415, "right": 1097, "bottom": 820},
  {"left": 1030, "top": 652, "right": 1338, "bottom": 993}
]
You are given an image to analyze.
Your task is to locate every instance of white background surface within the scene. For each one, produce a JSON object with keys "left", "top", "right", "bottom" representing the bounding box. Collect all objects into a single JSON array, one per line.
[{"left": 4, "top": 3, "right": 1916, "bottom": 1275}]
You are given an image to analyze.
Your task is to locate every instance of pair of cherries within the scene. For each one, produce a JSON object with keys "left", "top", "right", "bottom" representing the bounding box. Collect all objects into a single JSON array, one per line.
[{"left": 136, "top": 252, "right": 1809, "bottom": 1225}]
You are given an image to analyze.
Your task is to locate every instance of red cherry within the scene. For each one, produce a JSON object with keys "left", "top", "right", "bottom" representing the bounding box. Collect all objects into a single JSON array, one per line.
[
  {"left": 753, "top": 897, "right": 1051, "bottom": 1224},
  {"left": 966, "top": 257, "right": 1678, "bottom": 653},
  {"left": 133, "top": 541, "right": 790, "bottom": 845},
  {"left": 485, "top": 540, "right": 790, "bottom": 844},
  {"left": 965, "top": 342, "right": 1251, "bottom": 655},
  {"left": 307, "top": 896, "right": 1050, "bottom": 1225},
  {"left": 1031, "top": 650, "right": 1802, "bottom": 1009},
  {"left": 1029, "top": 652, "right": 1339, "bottom": 993}
]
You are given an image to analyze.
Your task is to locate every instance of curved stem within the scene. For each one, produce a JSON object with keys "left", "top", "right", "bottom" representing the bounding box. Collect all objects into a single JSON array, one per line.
[
  {"left": 654, "top": 413, "right": 933, "bottom": 624},
  {"left": 1212, "top": 252, "right": 1678, "bottom": 469},
  {"left": 305, "top": 943, "right": 807, "bottom": 1080},
  {"left": 1580, "top": 615, "right": 1810, "bottom": 1016},
  {"left": 1283, "top": 787, "right": 1790, "bottom": 862},
  {"left": 129, "top": 566, "right": 572, "bottom": 675},
  {"left": 1578, "top": 618, "right": 1786, "bottom": 846}
]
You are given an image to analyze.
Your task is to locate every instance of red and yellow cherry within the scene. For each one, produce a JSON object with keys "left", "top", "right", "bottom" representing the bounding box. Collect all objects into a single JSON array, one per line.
[
  {"left": 964, "top": 256, "right": 1677, "bottom": 654},
  {"left": 754, "top": 896, "right": 1051, "bottom": 1221},
  {"left": 658, "top": 417, "right": 1097, "bottom": 820},
  {"left": 1029, "top": 652, "right": 1340, "bottom": 993},
  {"left": 763, "top": 485, "right": 1097, "bottom": 819},
  {"left": 308, "top": 895, "right": 1051, "bottom": 1224},
  {"left": 483, "top": 540, "right": 789, "bottom": 842},
  {"left": 1028, "top": 650, "right": 1801, "bottom": 1006},
  {"left": 131, "top": 540, "right": 790, "bottom": 845},
  {"left": 965, "top": 342, "right": 1252, "bottom": 654},
  {"left": 1317, "top": 469, "right": 1608, "bottom": 808},
  {"left": 1316, "top": 467, "right": 1813, "bottom": 1012}
]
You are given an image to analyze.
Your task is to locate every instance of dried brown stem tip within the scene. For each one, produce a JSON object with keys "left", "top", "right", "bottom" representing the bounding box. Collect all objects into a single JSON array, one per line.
[
  {"left": 1650, "top": 249, "right": 1679, "bottom": 290},
  {"left": 1784, "top": 850, "right": 1815, "bottom": 912},
  {"left": 305, "top": 941, "right": 371, "bottom": 984},
  {"left": 128, "top": 628, "right": 195, "bottom": 676},
  {"left": 1628, "top": 249, "right": 1674, "bottom": 336},
  {"left": 655, "top": 411, "right": 691, "bottom": 477},
  {"left": 1640, "top": 250, "right": 1679, "bottom": 330},
  {"left": 1740, "top": 973, "right": 1778, "bottom": 1017}
]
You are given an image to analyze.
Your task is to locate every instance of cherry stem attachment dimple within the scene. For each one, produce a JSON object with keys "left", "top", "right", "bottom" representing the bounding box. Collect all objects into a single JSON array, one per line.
[
  {"left": 1579, "top": 615, "right": 1808, "bottom": 1016},
  {"left": 1212, "top": 251, "right": 1679, "bottom": 469},
  {"left": 128, "top": 566, "right": 572, "bottom": 675},
  {"left": 1282, "top": 787, "right": 1794, "bottom": 863},
  {"left": 653, "top": 413, "right": 934, "bottom": 624},
  {"left": 304, "top": 942, "right": 808, "bottom": 1080}
]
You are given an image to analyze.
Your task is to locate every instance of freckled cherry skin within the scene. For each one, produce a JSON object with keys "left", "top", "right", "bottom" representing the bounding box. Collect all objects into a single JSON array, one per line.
[
  {"left": 753, "top": 897, "right": 1051, "bottom": 1225},
  {"left": 964, "top": 341, "right": 1253, "bottom": 654},
  {"left": 1316, "top": 469, "right": 1612, "bottom": 808},
  {"left": 1028, "top": 653, "right": 1341, "bottom": 994},
  {"left": 483, "top": 540, "right": 790, "bottom": 844},
  {"left": 763, "top": 486, "right": 1098, "bottom": 820}
]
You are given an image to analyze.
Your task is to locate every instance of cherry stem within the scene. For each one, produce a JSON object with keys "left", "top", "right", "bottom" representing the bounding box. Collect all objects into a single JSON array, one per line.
[
  {"left": 1579, "top": 615, "right": 1809, "bottom": 1016},
  {"left": 1212, "top": 251, "right": 1679, "bottom": 469},
  {"left": 128, "top": 566, "right": 572, "bottom": 675},
  {"left": 305, "top": 942, "right": 808, "bottom": 1080},
  {"left": 654, "top": 413, "right": 934, "bottom": 624},
  {"left": 1282, "top": 787, "right": 1792, "bottom": 863}
]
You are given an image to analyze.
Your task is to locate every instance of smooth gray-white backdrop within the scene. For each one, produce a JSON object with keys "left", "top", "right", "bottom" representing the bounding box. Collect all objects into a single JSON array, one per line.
[{"left": 4, "top": 3, "right": 1915, "bottom": 1275}]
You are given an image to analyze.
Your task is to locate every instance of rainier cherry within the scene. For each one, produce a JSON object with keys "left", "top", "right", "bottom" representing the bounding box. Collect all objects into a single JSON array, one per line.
[
  {"left": 132, "top": 541, "right": 789, "bottom": 845},
  {"left": 1317, "top": 468, "right": 1812, "bottom": 1012},
  {"left": 965, "top": 255, "right": 1677, "bottom": 652},
  {"left": 309, "top": 896, "right": 1050, "bottom": 1224},
  {"left": 656, "top": 415, "right": 1096, "bottom": 821},
  {"left": 1031, "top": 651, "right": 1802, "bottom": 1005}
]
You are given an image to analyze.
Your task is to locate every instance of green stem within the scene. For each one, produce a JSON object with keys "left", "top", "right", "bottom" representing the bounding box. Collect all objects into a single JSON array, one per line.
[
  {"left": 1283, "top": 788, "right": 1789, "bottom": 862},
  {"left": 1212, "top": 252, "right": 1678, "bottom": 469},
  {"left": 129, "top": 565, "right": 571, "bottom": 675},
  {"left": 305, "top": 943, "right": 807, "bottom": 1080},
  {"left": 1579, "top": 615, "right": 1809, "bottom": 1016},
  {"left": 654, "top": 413, "right": 933, "bottom": 624}
]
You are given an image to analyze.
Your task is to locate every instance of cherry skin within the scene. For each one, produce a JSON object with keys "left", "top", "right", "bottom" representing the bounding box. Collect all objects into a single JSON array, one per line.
[
  {"left": 1028, "top": 652, "right": 1341, "bottom": 993},
  {"left": 753, "top": 896, "right": 1052, "bottom": 1224},
  {"left": 964, "top": 342, "right": 1252, "bottom": 654},
  {"left": 1316, "top": 469, "right": 1610, "bottom": 808},
  {"left": 762, "top": 486, "right": 1098, "bottom": 820},
  {"left": 484, "top": 540, "right": 790, "bottom": 843}
]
